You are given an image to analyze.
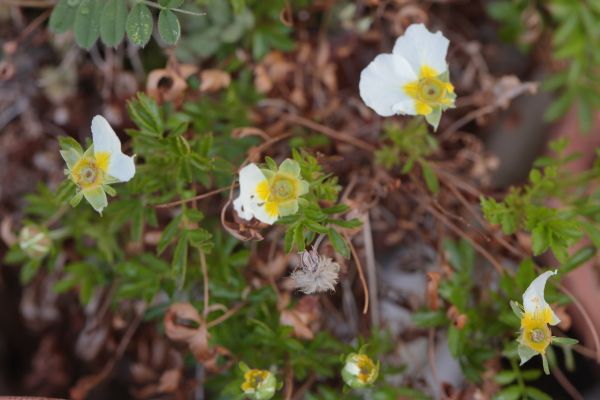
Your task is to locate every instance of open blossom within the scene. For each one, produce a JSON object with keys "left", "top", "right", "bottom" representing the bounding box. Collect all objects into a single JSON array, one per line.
[
  {"left": 359, "top": 23, "right": 455, "bottom": 130},
  {"left": 342, "top": 353, "right": 379, "bottom": 388},
  {"left": 241, "top": 368, "right": 277, "bottom": 400},
  {"left": 233, "top": 159, "right": 308, "bottom": 225},
  {"left": 517, "top": 270, "right": 560, "bottom": 366},
  {"left": 60, "top": 115, "right": 135, "bottom": 214}
]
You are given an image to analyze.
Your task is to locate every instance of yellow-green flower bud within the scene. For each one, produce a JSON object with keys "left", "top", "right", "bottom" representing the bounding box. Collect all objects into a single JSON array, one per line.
[
  {"left": 241, "top": 369, "right": 277, "bottom": 400},
  {"left": 341, "top": 353, "right": 379, "bottom": 388}
]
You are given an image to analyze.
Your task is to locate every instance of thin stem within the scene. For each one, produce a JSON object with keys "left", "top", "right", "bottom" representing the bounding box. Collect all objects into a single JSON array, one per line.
[
  {"left": 344, "top": 233, "right": 369, "bottom": 315},
  {"left": 155, "top": 186, "right": 232, "bottom": 208},
  {"left": 140, "top": 0, "right": 206, "bottom": 16},
  {"left": 199, "top": 248, "right": 210, "bottom": 318}
]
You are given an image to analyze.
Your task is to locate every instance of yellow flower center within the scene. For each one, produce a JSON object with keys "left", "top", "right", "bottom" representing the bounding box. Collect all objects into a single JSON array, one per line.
[
  {"left": 71, "top": 151, "right": 110, "bottom": 189},
  {"left": 520, "top": 306, "right": 554, "bottom": 354},
  {"left": 354, "top": 354, "right": 376, "bottom": 384},
  {"left": 255, "top": 174, "right": 299, "bottom": 218},
  {"left": 403, "top": 65, "right": 454, "bottom": 115},
  {"left": 241, "top": 369, "right": 269, "bottom": 392}
]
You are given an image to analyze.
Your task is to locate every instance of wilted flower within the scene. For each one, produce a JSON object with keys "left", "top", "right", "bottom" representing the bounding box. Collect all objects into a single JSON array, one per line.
[
  {"left": 342, "top": 353, "right": 379, "bottom": 388},
  {"left": 291, "top": 248, "right": 340, "bottom": 294},
  {"left": 18, "top": 225, "right": 51, "bottom": 259},
  {"left": 60, "top": 115, "right": 135, "bottom": 214},
  {"left": 241, "top": 368, "right": 277, "bottom": 400},
  {"left": 233, "top": 159, "right": 308, "bottom": 225},
  {"left": 359, "top": 23, "right": 455, "bottom": 130}
]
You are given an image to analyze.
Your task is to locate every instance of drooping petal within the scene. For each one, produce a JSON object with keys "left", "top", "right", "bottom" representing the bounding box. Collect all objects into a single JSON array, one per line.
[
  {"left": 359, "top": 54, "right": 417, "bottom": 117},
  {"left": 392, "top": 23, "right": 449, "bottom": 76},
  {"left": 82, "top": 186, "right": 108, "bottom": 214},
  {"left": 108, "top": 153, "right": 136, "bottom": 182},
  {"left": 91, "top": 115, "right": 136, "bottom": 182},
  {"left": 523, "top": 270, "right": 560, "bottom": 325},
  {"left": 518, "top": 344, "right": 538, "bottom": 366}
]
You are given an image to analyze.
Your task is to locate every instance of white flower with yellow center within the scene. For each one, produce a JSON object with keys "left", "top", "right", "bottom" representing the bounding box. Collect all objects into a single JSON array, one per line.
[
  {"left": 240, "top": 368, "right": 277, "bottom": 400},
  {"left": 359, "top": 23, "right": 456, "bottom": 130},
  {"left": 515, "top": 270, "right": 560, "bottom": 367},
  {"left": 341, "top": 353, "right": 380, "bottom": 388},
  {"left": 233, "top": 159, "right": 309, "bottom": 225},
  {"left": 60, "top": 115, "right": 135, "bottom": 214}
]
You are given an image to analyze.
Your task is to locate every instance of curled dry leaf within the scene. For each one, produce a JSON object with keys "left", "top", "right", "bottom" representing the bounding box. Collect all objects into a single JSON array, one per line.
[
  {"left": 163, "top": 303, "right": 233, "bottom": 373},
  {"left": 146, "top": 64, "right": 197, "bottom": 106},
  {"left": 200, "top": 69, "right": 231, "bottom": 93},
  {"left": 231, "top": 126, "right": 270, "bottom": 141},
  {"left": 280, "top": 295, "right": 321, "bottom": 340}
]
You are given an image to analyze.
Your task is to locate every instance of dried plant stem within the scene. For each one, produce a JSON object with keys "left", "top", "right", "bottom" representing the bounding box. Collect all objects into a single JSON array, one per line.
[
  {"left": 155, "top": 186, "right": 232, "bottom": 208},
  {"left": 206, "top": 302, "right": 246, "bottom": 329},
  {"left": 199, "top": 249, "right": 210, "bottom": 318},
  {"left": 284, "top": 114, "right": 377, "bottom": 153},
  {"left": 344, "top": 234, "right": 369, "bottom": 314},
  {"left": 551, "top": 365, "right": 583, "bottom": 400},
  {"left": 362, "top": 213, "right": 379, "bottom": 326}
]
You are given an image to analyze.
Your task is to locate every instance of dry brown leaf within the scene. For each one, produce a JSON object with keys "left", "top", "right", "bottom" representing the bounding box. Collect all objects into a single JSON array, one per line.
[
  {"left": 426, "top": 271, "right": 441, "bottom": 310},
  {"left": 279, "top": 296, "right": 321, "bottom": 340},
  {"left": 200, "top": 69, "right": 231, "bottom": 93}
]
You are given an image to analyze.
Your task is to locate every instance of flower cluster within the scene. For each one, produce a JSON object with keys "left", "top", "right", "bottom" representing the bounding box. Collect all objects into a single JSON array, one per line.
[
  {"left": 234, "top": 159, "right": 308, "bottom": 224},
  {"left": 60, "top": 115, "right": 135, "bottom": 214},
  {"left": 359, "top": 23, "right": 455, "bottom": 130}
]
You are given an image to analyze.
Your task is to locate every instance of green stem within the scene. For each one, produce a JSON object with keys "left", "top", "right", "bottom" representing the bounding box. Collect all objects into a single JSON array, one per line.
[{"left": 140, "top": 0, "right": 206, "bottom": 16}]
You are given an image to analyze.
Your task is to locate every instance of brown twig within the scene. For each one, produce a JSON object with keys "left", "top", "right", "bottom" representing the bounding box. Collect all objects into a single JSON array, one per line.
[
  {"left": 362, "top": 213, "right": 379, "bottom": 326},
  {"left": 344, "top": 234, "right": 369, "bottom": 314},
  {"left": 206, "top": 302, "right": 247, "bottom": 329},
  {"left": 199, "top": 249, "right": 210, "bottom": 318},
  {"left": 155, "top": 186, "right": 232, "bottom": 208},
  {"left": 550, "top": 365, "right": 583, "bottom": 400}
]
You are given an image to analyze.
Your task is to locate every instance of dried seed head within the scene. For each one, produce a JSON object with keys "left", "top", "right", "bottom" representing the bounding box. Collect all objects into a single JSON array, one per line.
[{"left": 291, "top": 249, "right": 340, "bottom": 294}]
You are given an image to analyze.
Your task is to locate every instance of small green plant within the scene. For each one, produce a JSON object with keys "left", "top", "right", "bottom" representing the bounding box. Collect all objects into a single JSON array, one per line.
[{"left": 481, "top": 138, "right": 600, "bottom": 262}]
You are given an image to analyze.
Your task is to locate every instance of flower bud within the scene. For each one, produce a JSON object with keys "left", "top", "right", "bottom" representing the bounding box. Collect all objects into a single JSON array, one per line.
[
  {"left": 18, "top": 225, "right": 51, "bottom": 260},
  {"left": 341, "top": 353, "right": 379, "bottom": 388},
  {"left": 241, "top": 369, "right": 277, "bottom": 400}
]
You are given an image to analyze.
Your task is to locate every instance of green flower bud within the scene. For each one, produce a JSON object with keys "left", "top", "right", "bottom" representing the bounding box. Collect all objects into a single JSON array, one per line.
[
  {"left": 18, "top": 225, "right": 51, "bottom": 260},
  {"left": 241, "top": 368, "right": 277, "bottom": 400},
  {"left": 341, "top": 353, "right": 379, "bottom": 388}
]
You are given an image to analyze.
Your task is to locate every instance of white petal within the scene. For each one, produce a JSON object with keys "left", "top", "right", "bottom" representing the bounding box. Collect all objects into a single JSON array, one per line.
[
  {"left": 343, "top": 362, "right": 360, "bottom": 376},
  {"left": 91, "top": 115, "right": 121, "bottom": 154},
  {"left": 92, "top": 115, "right": 136, "bottom": 182},
  {"left": 359, "top": 54, "right": 417, "bottom": 116},
  {"left": 248, "top": 202, "right": 277, "bottom": 225},
  {"left": 108, "top": 153, "right": 136, "bottom": 182},
  {"left": 523, "top": 270, "right": 560, "bottom": 325},
  {"left": 392, "top": 23, "right": 449, "bottom": 75},
  {"left": 234, "top": 164, "right": 271, "bottom": 222}
]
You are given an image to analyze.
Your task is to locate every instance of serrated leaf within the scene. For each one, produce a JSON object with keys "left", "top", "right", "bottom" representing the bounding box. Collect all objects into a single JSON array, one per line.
[
  {"left": 126, "top": 3, "right": 154, "bottom": 47},
  {"left": 493, "top": 370, "right": 516, "bottom": 385},
  {"left": 74, "top": 0, "right": 103, "bottom": 49},
  {"left": 49, "top": 0, "right": 80, "bottom": 33},
  {"left": 100, "top": 0, "right": 127, "bottom": 47},
  {"left": 158, "top": 9, "right": 180, "bottom": 45}
]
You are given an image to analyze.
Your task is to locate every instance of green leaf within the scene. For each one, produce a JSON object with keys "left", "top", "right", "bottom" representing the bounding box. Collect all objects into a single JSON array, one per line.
[
  {"left": 412, "top": 310, "right": 448, "bottom": 328},
  {"left": 328, "top": 228, "right": 349, "bottom": 258},
  {"left": 293, "top": 224, "right": 305, "bottom": 252},
  {"left": 49, "top": 0, "right": 81, "bottom": 33},
  {"left": 552, "top": 336, "right": 578, "bottom": 346},
  {"left": 493, "top": 371, "right": 516, "bottom": 385},
  {"left": 126, "top": 3, "right": 154, "bottom": 47},
  {"left": 493, "top": 385, "right": 521, "bottom": 400},
  {"left": 421, "top": 161, "right": 439, "bottom": 194},
  {"left": 525, "top": 387, "right": 552, "bottom": 400},
  {"left": 159, "top": 0, "right": 185, "bottom": 7},
  {"left": 558, "top": 245, "right": 596, "bottom": 276},
  {"left": 100, "top": 0, "right": 127, "bottom": 47},
  {"left": 158, "top": 9, "right": 180, "bottom": 45},
  {"left": 173, "top": 234, "right": 188, "bottom": 288},
  {"left": 74, "top": 0, "right": 103, "bottom": 49}
]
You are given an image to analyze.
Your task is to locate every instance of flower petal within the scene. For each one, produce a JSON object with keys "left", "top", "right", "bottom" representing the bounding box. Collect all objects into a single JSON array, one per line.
[
  {"left": 235, "top": 163, "right": 270, "bottom": 222},
  {"left": 359, "top": 54, "right": 417, "bottom": 117},
  {"left": 523, "top": 270, "right": 560, "bottom": 325},
  {"left": 82, "top": 186, "right": 108, "bottom": 214},
  {"left": 279, "top": 158, "right": 301, "bottom": 177},
  {"left": 249, "top": 201, "right": 278, "bottom": 225},
  {"left": 392, "top": 23, "right": 449, "bottom": 76},
  {"left": 108, "top": 153, "right": 136, "bottom": 182}
]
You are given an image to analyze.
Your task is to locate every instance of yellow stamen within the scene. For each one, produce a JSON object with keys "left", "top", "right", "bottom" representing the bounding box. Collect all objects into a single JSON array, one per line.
[
  {"left": 403, "top": 65, "right": 454, "bottom": 116},
  {"left": 520, "top": 306, "right": 554, "bottom": 354},
  {"left": 71, "top": 157, "right": 105, "bottom": 189},
  {"left": 241, "top": 369, "right": 269, "bottom": 392}
]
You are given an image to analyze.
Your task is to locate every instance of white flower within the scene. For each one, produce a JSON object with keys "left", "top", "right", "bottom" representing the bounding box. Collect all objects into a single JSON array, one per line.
[
  {"left": 522, "top": 270, "right": 560, "bottom": 326},
  {"left": 233, "top": 163, "right": 276, "bottom": 225},
  {"left": 233, "top": 160, "right": 309, "bottom": 225},
  {"left": 359, "top": 23, "right": 455, "bottom": 129},
  {"left": 60, "top": 115, "right": 135, "bottom": 214}
]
